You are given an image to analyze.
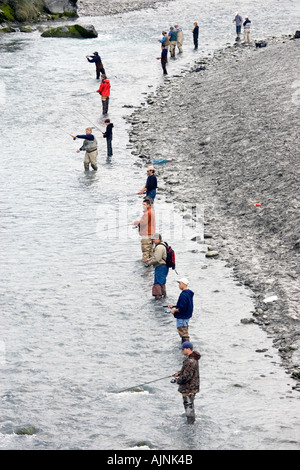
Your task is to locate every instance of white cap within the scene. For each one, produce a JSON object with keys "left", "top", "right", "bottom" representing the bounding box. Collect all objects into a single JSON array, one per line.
[{"left": 177, "top": 277, "right": 189, "bottom": 286}]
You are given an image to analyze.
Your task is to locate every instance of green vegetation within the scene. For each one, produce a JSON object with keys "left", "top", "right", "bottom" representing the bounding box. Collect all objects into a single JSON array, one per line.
[
  {"left": 0, "top": 3, "right": 15, "bottom": 21},
  {"left": 15, "top": 425, "right": 37, "bottom": 435},
  {"left": 41, "top": 24, "right": 98, "bottom": 38},
  {"left": 0, "top": 0, "right": 78, "bottom": 23},
  {"left": 0, "top": 0, "right": 44, "bottom": 22}
]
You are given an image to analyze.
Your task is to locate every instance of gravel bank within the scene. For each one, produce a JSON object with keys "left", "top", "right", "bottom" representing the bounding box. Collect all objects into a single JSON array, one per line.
[{"left": 127, "top": 36, "right": 300, "bottom": 384}]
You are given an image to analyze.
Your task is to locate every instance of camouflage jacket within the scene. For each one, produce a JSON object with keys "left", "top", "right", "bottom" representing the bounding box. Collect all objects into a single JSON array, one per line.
[{"left": 176, "top": 351, "right": 201, "bottom": 395}]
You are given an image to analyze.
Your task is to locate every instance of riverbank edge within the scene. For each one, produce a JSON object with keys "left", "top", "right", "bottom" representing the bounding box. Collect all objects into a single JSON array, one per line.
[
  {"left": 0, "top": 0, "right": 164, "bottom": 32},
  {"left": 126, "top": 34, "right": 300, "bottom": 387},
  {"left": 77, "top": 0, "right": 167, "bottom": 17}
]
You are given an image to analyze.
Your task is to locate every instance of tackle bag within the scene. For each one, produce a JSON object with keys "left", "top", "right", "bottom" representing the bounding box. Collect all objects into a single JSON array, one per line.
[{"left": 160, "top": 242, "right": 176, "bottom": 270}]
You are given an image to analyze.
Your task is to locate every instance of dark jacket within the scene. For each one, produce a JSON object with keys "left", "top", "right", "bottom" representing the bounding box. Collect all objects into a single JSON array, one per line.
[
  {"left": 87, "top": 54, "right": 105, "bottom": 74},
  {"left": 177, "top": 351, "right": 201, "bottom": 395},
  {"left": 161, "top": 48, "right": 168, "bottom": 64},
  {"left": 174, "top": 289, "right": 194, "bottom": 319},
  {"left": 76, "top": 134, "right": 97, "bottom": 152},
  {"left": 103, "top": 123, "right": 114, "bottom": 139},
  {"left": 146, "top": 174, "right": 157, "bottom": 191},
  {"left": 87, "top": 55, "right": 102, "bottom": 64}
]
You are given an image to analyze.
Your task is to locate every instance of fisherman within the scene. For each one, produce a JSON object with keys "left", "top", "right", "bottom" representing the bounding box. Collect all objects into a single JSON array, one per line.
[
  {"left": 168, "top": 26, "right": 177, "bottom": 57},
  {"left": 101, "top": 118, "right": 114, "bottom": 157},
  {"left": 132, "top": 198, "right": 156, "bottom": 263},
  {"left": 156, "top": 44, "right": 168, "bottom": 75},
  {"left": 86, "top": 52, "right": 105, "bottom": 79},
  {"left": 243, "top": 16, "right": 251, "bottom": 44},
  {"left": 159, "top": 30, "right": 170, "bottom": 50},
  {"left": 146, "top": 233, "right": 169, "bottom": 300},
  {"left": 174, "top": 24, "right": 184, "bottom": 53},
  {"left": 172, "top": 341, "right": 201, "bottom": 424},
  {"left": 138, "top": 165, "right": 157, "bottom": 200},
  {"left": 72, "top": 127, "right": 98, "bottom": 171},
  {"left": 97, "top": 74, "right": 111, "bottom": 115},
  {"left": 168, "top": 277, "right": 194, "bottom": 343},
  {"left": 192, "top": 22, "right": 199, "bottom": 49},
  {"left": 233, "top": 12, "right": 243, "bottom": 41}
]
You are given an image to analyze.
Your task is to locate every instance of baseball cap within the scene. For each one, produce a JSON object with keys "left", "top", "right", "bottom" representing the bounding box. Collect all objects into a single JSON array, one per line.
[
  {"left": 179, "top": 341, "right": 193, "bottom": 350},
  {"left": 177, "top": 277, "right": 189, "bottom": 286}
]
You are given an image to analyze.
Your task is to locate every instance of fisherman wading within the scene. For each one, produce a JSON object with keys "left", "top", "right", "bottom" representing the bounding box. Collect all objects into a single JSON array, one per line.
[
  {"left": 172, "top": 341, "right": 201, "bottom": 424},
  {"left": 72, "top": 127, "right": 98, "bottom": 171}
]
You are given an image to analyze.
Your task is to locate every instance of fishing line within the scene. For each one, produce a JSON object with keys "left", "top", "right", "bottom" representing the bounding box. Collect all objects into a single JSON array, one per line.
[
  {"left": 74, "top": 109, "right": 104, "bottom": 134},
  {"left": 114, "top": 375, "right": 173, "bottom": 394},
  {"left": 60, "top": 128, "right": 76, "bottom": 139},
  {"left": 72, "top": 91, "right": 95, "bottom": 97},
  {"left": 77, "top": 224, "right": 137, "bottom": 238}
]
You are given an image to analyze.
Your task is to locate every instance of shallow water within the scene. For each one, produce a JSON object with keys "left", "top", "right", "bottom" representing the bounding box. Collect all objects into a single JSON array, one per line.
[{"left": 0, "top": 0, "right": 299, "bottom": 450}]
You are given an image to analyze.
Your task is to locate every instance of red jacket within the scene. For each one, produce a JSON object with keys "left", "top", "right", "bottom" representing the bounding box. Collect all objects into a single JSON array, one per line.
[{"left": 97, "top": 79, "right": 110, "bottom": 97}]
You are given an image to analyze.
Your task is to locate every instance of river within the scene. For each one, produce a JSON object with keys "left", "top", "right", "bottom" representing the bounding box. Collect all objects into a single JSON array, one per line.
[{"left": 0, "top": 0, "right": 299, "bottom": 451}]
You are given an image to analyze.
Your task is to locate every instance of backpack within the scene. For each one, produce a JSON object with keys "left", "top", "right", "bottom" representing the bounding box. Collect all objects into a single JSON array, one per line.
[{"left": 160, "top": 242, "right": 176, "bottom": 270}]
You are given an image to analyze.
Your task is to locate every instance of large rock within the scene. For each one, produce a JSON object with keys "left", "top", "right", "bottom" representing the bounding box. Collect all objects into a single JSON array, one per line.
[
  {"left": 41, "top": 24, "right": 97, "bottom": 38},
  {"left": 44, "top": 0, "right": 77, "bottom": 14}
]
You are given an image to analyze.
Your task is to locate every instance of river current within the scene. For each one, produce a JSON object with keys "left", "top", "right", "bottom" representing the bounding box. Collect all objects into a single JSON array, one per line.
[{"left": 1, "top": 0, "right": 299, "bottom": 451}]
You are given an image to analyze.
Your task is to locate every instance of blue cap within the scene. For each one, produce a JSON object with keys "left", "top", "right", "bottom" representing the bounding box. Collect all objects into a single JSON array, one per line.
[{"left": 179, "top": 341, "right": 193, "bottom": 350}]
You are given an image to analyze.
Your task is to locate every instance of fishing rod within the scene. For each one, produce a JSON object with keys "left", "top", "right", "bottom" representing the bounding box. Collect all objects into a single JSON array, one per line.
[
  {"left": 61, "top": 128, "right": 76, "bottom": 139},
  {"left": 75, "top": 260, "right": 138, "bottom": 266},
  {"left": 115, "top": 374, "right": 173, "bottom": 394},
  {"left": 74, "top": 109, "right": 104, "bottom": 134},
  {"left": 72, "top": 91, "right": 95, "bottom": 97},
  {"left": 77, "top": 224, "right": 138, "bottom": 239}
]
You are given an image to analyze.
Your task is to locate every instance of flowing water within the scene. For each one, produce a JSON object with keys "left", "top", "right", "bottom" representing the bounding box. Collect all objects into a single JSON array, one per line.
[{"left": 0, "top": 0, "right": 299, "bottom": 450}]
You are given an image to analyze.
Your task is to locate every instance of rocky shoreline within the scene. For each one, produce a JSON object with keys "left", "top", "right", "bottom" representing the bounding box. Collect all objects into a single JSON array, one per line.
[{"left": 126, "top": 35, "right": 300, "bottom": 386}]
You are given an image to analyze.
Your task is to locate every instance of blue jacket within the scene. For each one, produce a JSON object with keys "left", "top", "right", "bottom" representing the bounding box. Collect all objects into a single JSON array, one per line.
[
  {"left": 87, "top": 55, "right": 101, "bottom": 64},
  {"left": 174, "top": 289, "right": 194, "bottom": 319}
]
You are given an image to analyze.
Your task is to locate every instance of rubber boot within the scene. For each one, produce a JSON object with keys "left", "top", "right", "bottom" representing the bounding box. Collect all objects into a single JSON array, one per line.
[
  {"left": 84, "top": 162, "right": 90, "bottom": 171},
  {"left": 91, "top": 164, "right": 98, "bottom": 171},
  {"left": 161, "top": 284, "right": 167, "bottom": 297},
  {"left": 183, "top": 395, "right": 195, "bottom": 424},
  {"left": 152, "top": 284, "right": 162, "bottom": 300}
]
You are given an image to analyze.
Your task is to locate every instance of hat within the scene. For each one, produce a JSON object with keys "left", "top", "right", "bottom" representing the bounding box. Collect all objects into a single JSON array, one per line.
[
  {"left": 179, "top": 341, "right": 193, "bottom": 350},
  {"left": 151, "top": 233, "right": 161, "bottom": 240},
  {"left": 177, "top": 277, "right": 189, "bottom": 286},
  {"left": 147, "top": 165, "right": 155, "bottom": 171},
  {"left": 93, "top": 51, "right": 98, "bottom": 55}
]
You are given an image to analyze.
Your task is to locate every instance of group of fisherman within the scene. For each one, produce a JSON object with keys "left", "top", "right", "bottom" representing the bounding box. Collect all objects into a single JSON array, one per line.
[
  {"left": 71, "top": 36, "right": 200, "bottom": 424},
  {"left": 157, "top": 22, "right": 199, "bottom": 75},
  {"left": 133, "top": 166, "right": 200, "bottom": 424}
]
